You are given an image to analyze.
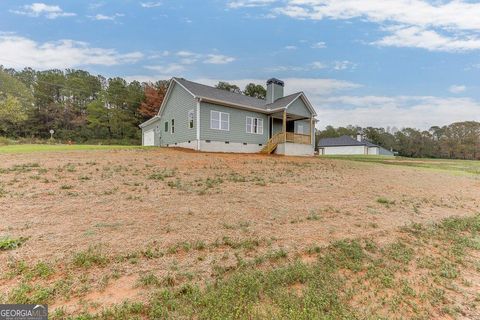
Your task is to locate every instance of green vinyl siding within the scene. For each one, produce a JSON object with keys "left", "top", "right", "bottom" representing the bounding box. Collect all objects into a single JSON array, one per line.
[
  {"left": 287, "top": 97, "right": 311, "bottom": 118},
  {"left": 158, "top": 82, "right": 197, "bottom": 146},
  {"left": 200, "top": 102, "right": 269, "bottom": 144},
  {"left": 272, "top": 118, "right": 283, "bottom": 135}
]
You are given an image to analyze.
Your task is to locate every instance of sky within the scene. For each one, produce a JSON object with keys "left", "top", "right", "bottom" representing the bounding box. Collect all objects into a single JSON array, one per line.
[{"left": 1, "top": 0, "right": 480, "bottom": 130}]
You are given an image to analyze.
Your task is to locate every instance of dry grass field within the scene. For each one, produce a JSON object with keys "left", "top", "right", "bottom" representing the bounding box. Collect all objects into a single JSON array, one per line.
[{"left": 1, "top": 146, "right": 480, "bottom": 319}]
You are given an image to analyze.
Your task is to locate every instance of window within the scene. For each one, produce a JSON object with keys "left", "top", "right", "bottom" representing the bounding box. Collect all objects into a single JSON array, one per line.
[
  {"left": 297, "top": 124, "right": 304, "bottom": 134},
  {"left": 211, "top": 110, "right": 229, "bottom": 131},
  {"left": 188, "top": 110, "right": 194, "bottom": 129},
  {"left": 164, "top": 121, "right": 168, "bottom": 132},
  {"left": 257, "top": 118, "right": 263, "bottom": 134},
  {"left": 246, "top": 117, "right": 264, "bottom": 134},
  {"left": 246, "top": 117, "right": 252, "bottom": 133},
  {"left": 171, "top": 119, "right": 175, "bottom": 134}
]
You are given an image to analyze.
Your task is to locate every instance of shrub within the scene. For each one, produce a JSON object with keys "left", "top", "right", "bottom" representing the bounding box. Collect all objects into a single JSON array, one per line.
[{"left": 0, "top": 237, "right": 27, "bottom": 251}]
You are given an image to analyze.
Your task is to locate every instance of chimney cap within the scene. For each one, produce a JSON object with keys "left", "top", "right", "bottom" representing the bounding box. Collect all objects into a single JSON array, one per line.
[{"left": 267, "top": 78, "right": 284, "bottom": 87}]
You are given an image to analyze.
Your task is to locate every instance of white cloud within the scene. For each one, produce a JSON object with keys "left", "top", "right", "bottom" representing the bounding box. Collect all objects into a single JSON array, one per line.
[
  {"left": 333, "top": 60, "right": 356, "bottom": 70},
  {"left": 180, "top": 58, "right": 198, "bottom": 65},
  {"left": 275, "top": 0, "right": 480, "bottom": 31},
  {"left": 204, "top": 54, "right": 235, "bottom": 64},
  {"left": 374, "top": 26, "right": 480, "bottom": 52},
  {"left": 11, "top": 2, "right": 76, "bottom": 19},
  {"left": 227, "top": 0, "right": 276, "bottom": 9},
  {"left": 90, "top": 13, "right": 124, "bottom": 21},
  {"left": 285, "top": 45, "right": 297, "bottom": 50},
  {"left": 311, "top": 61, "right": 326, "bottom": 69},
  {"left": 177, "top": 51, "right": 197, "bottom": 57},
  {"left": 0, "top": 34, "right": 143, "bottom": 69},
  {"left": 147, "top": 51, "right": 170, "bottom": 59},
  {"left": 265, "top": 65, "right": 307, "bottom": 72},
  {"left": 124, "top": 74, "right": 171, "bottom": 83},
  {"left": 267, "top": 60, "right": 354, "bottom": 72},
  {"left": 311, "top": 41, "right": 326, "bottom": 48},
  {"left": 271, "top": 0, "right": 480, "bottom": 52},
  {"left": 140, "top": 2, "right": 162, "bottom": 8},
  {"left": 316, "top": 95, "right": 480, "bottom": 129},
  {"left": 145, "top": 64, "right": 186, "bottom": 74},
  {"left": 175, "top": 51, "right": 200, "bottom": 64},
  {"left": 134, "top": 51, "right": 235, "bottom": 79},
  {"left": 449, "top": 85, "right": 467, "bottom": 94},
  {"left": 88, "top": 2, "right": 105, "bottom": 10},
  {"left": 194, "top": 77, "right": 360, "bottom": 97}
]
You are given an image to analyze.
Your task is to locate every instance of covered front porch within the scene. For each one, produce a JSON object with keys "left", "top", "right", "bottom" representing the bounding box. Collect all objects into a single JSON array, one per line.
[{"left": 262, "top": 110, "right": 315, "bottom": 155}]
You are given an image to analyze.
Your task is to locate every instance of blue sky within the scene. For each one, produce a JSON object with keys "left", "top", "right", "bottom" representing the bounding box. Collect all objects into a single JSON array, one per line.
[{"left": 1, "top": 0, "right": 480, "bottom": 129}]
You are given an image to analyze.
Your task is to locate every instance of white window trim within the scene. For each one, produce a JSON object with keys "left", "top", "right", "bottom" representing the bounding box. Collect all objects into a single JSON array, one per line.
[
  {"left": 210, "top": 110, "right": 230, "bottom": 131},
  {"left": 246, "top": 116, "right": 263, "bottom": 135},
  {"left": 257, "top": 118, "right": 263, "bottom": 135},
  {"left": 246, "top": 116, "right": 252, "bottom": 134}
]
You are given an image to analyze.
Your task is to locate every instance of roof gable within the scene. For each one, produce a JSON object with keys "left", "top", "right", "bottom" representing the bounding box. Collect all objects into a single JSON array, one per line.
[
  {"left": 155, "top": 80, "right": 195, "bottom": 119},
  {"left": 285, "top": 95, "right": 312, "bottom": 117},
  {"left": 265, "top": 92, "right": 317, "bottom": 117}
]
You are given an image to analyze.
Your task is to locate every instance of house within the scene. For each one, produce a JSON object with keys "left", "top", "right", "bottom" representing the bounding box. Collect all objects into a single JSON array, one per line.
[
  {"left": 318, "top": 134, "right": 394, "bottom": 156},
  {"left": 140, "top": 77, "right": 317, "bottom": 156}
]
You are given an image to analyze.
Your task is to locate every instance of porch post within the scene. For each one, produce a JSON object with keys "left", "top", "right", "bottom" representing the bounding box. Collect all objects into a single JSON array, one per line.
[{"left": 282, "top": 109, "right": 287, "bottom": 142}]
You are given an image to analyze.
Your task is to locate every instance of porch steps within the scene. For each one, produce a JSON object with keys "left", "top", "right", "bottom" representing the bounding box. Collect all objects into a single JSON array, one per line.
[{"left": 260, "top": 132, "right": 284, "bottom": 154}]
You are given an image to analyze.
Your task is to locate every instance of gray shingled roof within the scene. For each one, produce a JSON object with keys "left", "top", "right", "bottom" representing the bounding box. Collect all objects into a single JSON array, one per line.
[
  {"left": 318, "top": 135, "right": 381, "bottom": 147},
  {"left": 174, "top": 77, "right": 302, "bottom": 112}
]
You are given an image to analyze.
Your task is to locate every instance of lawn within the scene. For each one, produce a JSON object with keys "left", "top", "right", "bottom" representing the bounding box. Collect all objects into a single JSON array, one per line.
[
  {"left": 1, "top": 148, "right": 479, "bottom": 319},
  {"left": 319, "top": 154, "right": 480, "bottom": 175},
  {"left": 0, "top": 144, "right": 143, "bottom": 154}
]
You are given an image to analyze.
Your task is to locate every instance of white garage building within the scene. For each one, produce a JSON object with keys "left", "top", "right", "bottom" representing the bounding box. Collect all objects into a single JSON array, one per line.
[{"left": 318, "top": 134, "right": 394, "bottom": 156}]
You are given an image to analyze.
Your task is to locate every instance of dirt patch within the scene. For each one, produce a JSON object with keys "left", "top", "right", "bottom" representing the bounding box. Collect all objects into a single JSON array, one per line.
[
  {"left": 51, "top": 274, "right": 141, "bottom": 314},
  {"left": 0, "top": 148, "right": 479, "bottom": 313}
]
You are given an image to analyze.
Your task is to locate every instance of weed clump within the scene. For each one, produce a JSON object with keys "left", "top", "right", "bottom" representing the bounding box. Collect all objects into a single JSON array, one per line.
[
  {"left": 149, "top": 169, "right": 176, "bottom": 181},
  {"left": 0, "top": 237, "right": 27, "bottom": 251},
  {"left": 73, "top": 246, "right": 109, "bottom": 268}
]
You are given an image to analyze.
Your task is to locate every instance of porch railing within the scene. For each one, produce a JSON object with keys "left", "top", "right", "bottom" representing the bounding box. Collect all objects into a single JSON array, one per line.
[
  {"left": 260, "top": 131, "right": 312, "bottom": 154},
  {"left": 285, "top": 132, "right": 311, "bottom": 144}
]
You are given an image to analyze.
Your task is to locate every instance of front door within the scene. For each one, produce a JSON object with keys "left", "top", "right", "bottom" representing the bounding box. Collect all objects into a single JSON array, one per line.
[{"left": 286, "top": 121, "right": 295, "bottom": 132}]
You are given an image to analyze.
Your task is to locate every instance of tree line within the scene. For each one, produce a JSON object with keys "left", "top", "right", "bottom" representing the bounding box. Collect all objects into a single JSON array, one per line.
[
  {"left": 0, "top": 67, "right": 267, "bottom": 144},
  {"left": 0, "top": 67, "right": 478, "bottom": 159},
  {"left": 317, "top": 123, "right": 480, "bottom": 160}
]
